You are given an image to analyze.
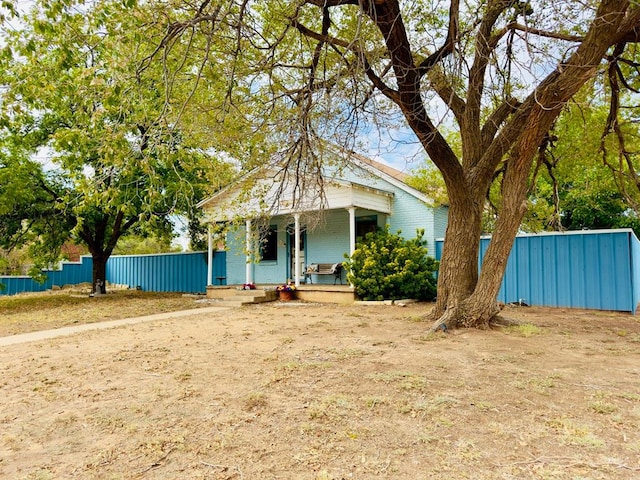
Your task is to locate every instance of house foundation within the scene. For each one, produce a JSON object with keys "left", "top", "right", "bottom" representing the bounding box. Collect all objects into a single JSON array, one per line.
[{"left": 206, "top": 284, "right": 356, "bottom": 304}]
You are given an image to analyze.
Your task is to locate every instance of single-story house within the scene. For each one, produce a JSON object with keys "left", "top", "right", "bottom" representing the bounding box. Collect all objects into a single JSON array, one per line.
[{"left": 197, "top": 147, "right": 447, "bottom": 290}]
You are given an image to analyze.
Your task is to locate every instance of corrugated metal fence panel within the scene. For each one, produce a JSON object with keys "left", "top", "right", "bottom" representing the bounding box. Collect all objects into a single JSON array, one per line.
[
  {"left": 0, "top": 256, "right": 93, "bottom": 296},
  {"left": 630, "top": 232, "right": 640, "bottom": 311},
  {"left": 106, "top": 251, "right": 214, "bottom": 293},
  {"left": 2, "top": 251, "right": 227, "bottom": 296},
  {"left": 107, "top": 251, "right": 228, "bottom": 292},
  {"left": 0, "top": 276, "right": 48, "bottom": 296},
  {"left": 47, "top": 256, "right": 94, "bottom": 288},
  {"left": 436, "top": 229, "right": 638, "bottom": 312}
]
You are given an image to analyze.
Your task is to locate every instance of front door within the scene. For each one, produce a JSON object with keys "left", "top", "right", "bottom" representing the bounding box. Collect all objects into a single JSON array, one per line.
[{"left": 287, "top": 229, "right": 305, "bottom": 283}]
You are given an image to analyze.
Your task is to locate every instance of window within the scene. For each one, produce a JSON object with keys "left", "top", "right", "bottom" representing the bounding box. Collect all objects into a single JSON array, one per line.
[
  {"left": 260, "top": 225, "right": 278, "bottom": 261},
  {"left": 356, "top": 215, "right": 378, "bottom": 240}
]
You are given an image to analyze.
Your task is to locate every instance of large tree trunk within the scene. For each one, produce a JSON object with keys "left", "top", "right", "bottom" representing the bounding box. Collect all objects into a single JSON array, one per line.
[
  {"left": 91, "top": 252, "right": 108, "bottom": 295},
  {"left": 80, "top": 211, "right": 137, "bottom": 296},
  {"left": 429, "top": 188, "right": 483, "bottom": 323},
  {"left": 424, "top": 1, "right": 636, "bottom": 331}
]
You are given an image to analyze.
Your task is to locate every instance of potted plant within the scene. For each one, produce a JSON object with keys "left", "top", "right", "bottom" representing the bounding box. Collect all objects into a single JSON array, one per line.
[{"left": 276, "top": 284, "right": 296, "bottom": 301}]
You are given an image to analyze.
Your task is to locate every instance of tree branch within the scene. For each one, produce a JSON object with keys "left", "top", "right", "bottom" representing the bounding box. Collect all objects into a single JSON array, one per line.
[
  {"left": 289, "top": 17, "right": 400, "bottom": 103},
  {"left": 417, "top": 0, "right": 460, "bottom": 76}
]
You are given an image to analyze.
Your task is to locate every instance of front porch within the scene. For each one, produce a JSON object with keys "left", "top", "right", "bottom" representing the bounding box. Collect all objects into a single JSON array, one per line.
[{"left": 206, "top": 284, "right": 356, "bottom": 305}]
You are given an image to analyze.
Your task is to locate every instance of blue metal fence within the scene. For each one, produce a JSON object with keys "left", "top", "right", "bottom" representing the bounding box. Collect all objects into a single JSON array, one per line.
[
  {"left": 435, "top": 229, "right": 640, "bottom": 312},
  {"left": 0, "top": 256, "right": 93, "bottom": 296},
  {"left": 1, "top": 251, "right": 227, "bottom": 296},
  {"left": 106, "top": 251, "right": 224, "bottom": 293},
  {"left": 4, "top": 230, "right": 639, "bottom": 312}
]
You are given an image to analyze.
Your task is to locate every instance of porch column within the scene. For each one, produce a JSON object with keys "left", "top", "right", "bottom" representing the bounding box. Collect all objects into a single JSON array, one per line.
[
  {"left": 245, "top": 219, "right": 253, "bottom": 285},
  {"left": 294, "top": 213, "right": 301, "bottom": 287},
  {"left": 207, "top": 225, "right": 213, "bottom": 286},
  {"left": 348, "top": 207, "right": 356, "bottom": 257}
]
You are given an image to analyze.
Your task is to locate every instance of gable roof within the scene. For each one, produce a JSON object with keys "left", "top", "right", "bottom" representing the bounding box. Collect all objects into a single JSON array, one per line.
[
  {"left": 343, "top": 149, "right": 409, "bottom": 183},
  {"left": 330, "top": 146, "right": 436, "bottom": 206},
  {"left": 197, "top": 147, "right": 439, "bottom": 216}
]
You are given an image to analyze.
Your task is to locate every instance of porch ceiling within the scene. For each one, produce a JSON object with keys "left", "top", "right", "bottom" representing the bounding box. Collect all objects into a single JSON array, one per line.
[{"left": 202, "top": 178, "right": 393, "bottom": 222}]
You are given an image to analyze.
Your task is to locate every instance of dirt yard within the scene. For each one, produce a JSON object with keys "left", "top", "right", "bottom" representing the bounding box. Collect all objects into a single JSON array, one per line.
[{"left": 1, "top": 298, "right": 639, "bottom": 479}]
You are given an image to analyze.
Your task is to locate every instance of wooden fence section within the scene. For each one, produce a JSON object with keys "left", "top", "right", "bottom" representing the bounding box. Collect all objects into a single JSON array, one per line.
[{"left": 436, "top": 229, "right": 640, "bottom": 312}]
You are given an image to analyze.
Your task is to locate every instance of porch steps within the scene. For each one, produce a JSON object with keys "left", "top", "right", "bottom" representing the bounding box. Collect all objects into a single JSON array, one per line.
[{"left": 216, "top": 289, "right": 277, "bottom": 306}]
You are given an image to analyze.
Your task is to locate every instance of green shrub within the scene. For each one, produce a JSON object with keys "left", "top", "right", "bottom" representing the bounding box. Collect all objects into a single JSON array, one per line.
[{"left": 344, "top": 227, "right": 438, "bottom": 301}]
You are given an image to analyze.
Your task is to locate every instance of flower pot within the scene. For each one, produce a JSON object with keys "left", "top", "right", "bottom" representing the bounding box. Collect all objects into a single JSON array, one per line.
[{"left": 278, "top": 290, "right": 294, "bottom": 301}]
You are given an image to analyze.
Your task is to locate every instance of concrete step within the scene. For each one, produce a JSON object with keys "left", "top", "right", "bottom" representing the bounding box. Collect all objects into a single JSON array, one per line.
[{"left": 217, "top": 289, "right": 277, "bottom": 306}]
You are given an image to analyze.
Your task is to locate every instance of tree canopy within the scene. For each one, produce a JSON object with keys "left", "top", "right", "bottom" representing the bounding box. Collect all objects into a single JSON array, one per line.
[{"left": 0, "top": 0, "right": 235, "bottom": 290}]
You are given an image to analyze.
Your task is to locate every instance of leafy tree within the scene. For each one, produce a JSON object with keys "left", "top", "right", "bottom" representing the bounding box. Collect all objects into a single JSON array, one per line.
[
  {"left": 344, "top": 227, "right": 438, "bottom": 301},
  {"left": 515, "top": 90, "right": 640, "bottom": 236},
  {"left": 406, "top": 166, "right": 448, "bottom": 208},
  {"left": 151, "top": 0, "right": 639, "bottom": 329},
  {"left": 112, "top": 236, "right": 182, "bottom": 256},
  {"left": 0, "top": 0, "right": 234, "bottom": 292}
]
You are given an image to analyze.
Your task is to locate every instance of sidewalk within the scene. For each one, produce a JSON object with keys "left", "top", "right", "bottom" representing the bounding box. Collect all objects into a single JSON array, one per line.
[{"left": 0, "top": 306, "right": 229, "bottom": 347}]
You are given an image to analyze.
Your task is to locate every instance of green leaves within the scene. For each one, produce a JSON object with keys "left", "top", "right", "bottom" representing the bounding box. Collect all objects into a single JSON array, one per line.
[
  {"left": 0, "top": 0, "right": 236, "bottom": 282},
  {"left": 344, "top": 226, "right": 438, "bottom": 301}
]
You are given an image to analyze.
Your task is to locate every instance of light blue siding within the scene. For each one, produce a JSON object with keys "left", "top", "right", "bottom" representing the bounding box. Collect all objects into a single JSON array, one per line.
[
  {"left": 433, "top": 207, "right": 449, "bottom": 241},
  {"left": 330, "top": 161, "right": 443, "bottom": 250},
  {"left": 437, "top": 229, "right": 640, "bottom": 312},
  {"left": 254, "top": 219, "right": 288, "bottom": 284},
  {"left": 387, "top": 190, "right": 436, "bottom": 249},
  {"left": 304, "top": 210, "right": 351, "bottom": 284},
  {"left": 225, "top": 220, "right": 290, "bottom": 285},
  {"left": 225, "top": 226, "right": 252, "bottom": 285}
]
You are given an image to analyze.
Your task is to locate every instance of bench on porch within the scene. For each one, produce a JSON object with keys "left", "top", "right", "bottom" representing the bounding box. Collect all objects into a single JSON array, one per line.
[{"left": 304, "top": 263, "right": 343, "bottom": 285}]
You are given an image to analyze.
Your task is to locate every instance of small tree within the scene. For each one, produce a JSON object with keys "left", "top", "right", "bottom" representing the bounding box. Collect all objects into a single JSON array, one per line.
[{"left": 345, "top": 227, "right": 438, "bottom": 301}]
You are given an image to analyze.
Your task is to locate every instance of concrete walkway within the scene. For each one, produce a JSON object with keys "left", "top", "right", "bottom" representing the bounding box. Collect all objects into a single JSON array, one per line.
[{"left": 0, "top": 306, "right": 229, "bottom": 347}]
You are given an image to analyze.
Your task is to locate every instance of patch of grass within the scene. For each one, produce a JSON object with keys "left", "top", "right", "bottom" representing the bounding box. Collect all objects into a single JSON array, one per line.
[
  {"left": 368, "top": 371, "right": 428, "bottom": 391},
  {"left": 545, "top": 417, "right": 605, "bottom": 448},
  {"left": 270, "top": 360, "right": 332, "bottom": 383},
  {"left": 414, "top": 331, "right": 448, "bottom": 342},
  {"left": 326, "top": 347, "right": 369, "bottom": 360},
  {"left": 0, "top": 292, "right": 87, "bottom": 314},
  {"left": 23, "top": 469, "right": 56, "bottom": 480},
  {"left": 244, "top": 392, "right": 268, "bottom": 411},
  {"left": 0, "top": 290, "right": 205, "bottom": 336},
  {"left": 308, "top": 395, "right": 354, "bottom": 420},
  {"left": 472, "top": 400, "right": 494, "bottom": 411},
  {"left": 511, "top": 374, "right": 558, "bottom": 394},
  {"left": 618, "top": 392, "right": 640, "bottom": 402},
  {"left": 397, "top": 395, "right": 458, "bottom": 416},
  {"left": 589, "top": 400, "right": 617, "bottom": 415},
  {"left": 504, "top": 323, "right": 544, "bottom": 337},
  {"left": 363, "top": 396, "right": 388, "bottom": 410},
  {"left": 628, "top": 333, "right": 640, "bottom": 343},
  {"left": 174, "top": 372, "right": 192, "bottom": 382}
]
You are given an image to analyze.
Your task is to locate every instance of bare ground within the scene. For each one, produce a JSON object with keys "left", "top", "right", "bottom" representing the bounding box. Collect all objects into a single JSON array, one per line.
[{"left": 1, "top": 298, "right": 639, "bottom": 479}]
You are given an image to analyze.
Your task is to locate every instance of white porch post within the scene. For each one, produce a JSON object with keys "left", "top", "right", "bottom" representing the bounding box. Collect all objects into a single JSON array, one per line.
[
  {"left": 348, "top": 207, "right": 356, "bottom": 257},
  {"left": 245, "top": 219, "right": 253, "bottom": 285},
  {"left": 207, "top": 225, "right": 213, "bottom": 286},
  {"left": 294, "top": 213, "right": 301, "bottom": 287}
]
